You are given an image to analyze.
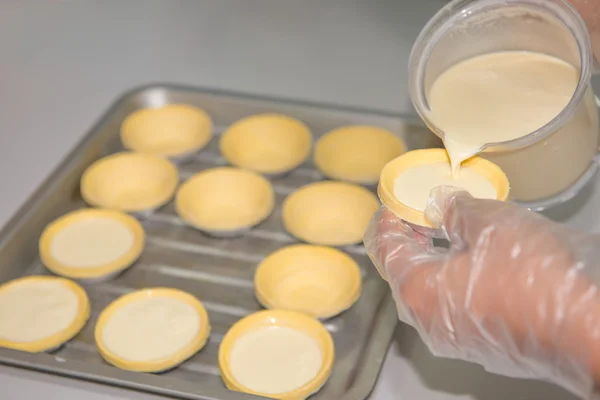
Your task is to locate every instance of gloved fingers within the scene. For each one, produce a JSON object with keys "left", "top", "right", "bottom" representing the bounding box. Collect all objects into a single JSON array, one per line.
[
  {"left": 425, "top": 186, "right": 567, "bottom": 256},
  {"left": 423, "top": 185, "right": 466, "bottom": 228},
  {"left": 365, "top": 206, "right": 449, "bottom": 326},
  {"left": 568, "top": 0, "right": 600, "bottom": 62},
  {"left": 364, "top": 207, "right": 435, "bottom": 281},
  {"left": 426, "top": 187, "right": 511, "bottom": 246}
]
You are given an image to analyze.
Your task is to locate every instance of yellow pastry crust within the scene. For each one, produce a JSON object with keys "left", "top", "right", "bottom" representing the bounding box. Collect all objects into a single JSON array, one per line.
[
  {"left": 81, "top": 152, "right": 178, "bottom": 213},
  {"left": 220, "top": 113, "right": 312, "bottom": 175},
  {"left": 218, "top": 309, "right": 334, "bottom": 400},
  {"left": 314, "top": 125, "right": 406, "bottom": 184},
  {"left": 39, "top": 208, "right": 145, "bottom": 280},
  {"left": 0, "top": 276, "right": 90, "bottom": 353},
  {"left": 282, "top": 181, "right": 379, "bottom": 246},
  {"left": 121, "top": 104, "right": 213, "bottom": 158},
  {"left": 175, "top": 167, "right": 275, "bottom": 234},
  {"left": 95, "top": 288, "right": 210, "bottom": 373},
  {"left": 255, "top": 244, "right": 362, "bottom": 319},
  {"left": 378, "top": 148, "right": 510, "bottom": 228}
]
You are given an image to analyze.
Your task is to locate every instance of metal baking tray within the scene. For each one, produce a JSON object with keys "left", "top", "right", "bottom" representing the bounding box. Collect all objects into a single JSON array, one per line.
[{"left": 0, "top": 84, "right": 442, "bottom": 400}]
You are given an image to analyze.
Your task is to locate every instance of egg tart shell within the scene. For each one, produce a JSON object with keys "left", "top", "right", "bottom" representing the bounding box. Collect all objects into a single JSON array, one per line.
[
  {"left": 378, "top": 148, "right": 510, "bottom": 229},
  {"left": 121, "top": 104, "right": 213, "bottom": 159},
  {"left": 314, "top": 125, "right": 406, "bottom": 184},
  {"left": 94, "top": 288, "right": 210, "bottom": 373},
  {"left": 255, "top": 244, "right": 362, "bottom": 319},
  {"left": 39, "top": 208, "right": 145, "bottom": 281},
  {"left": 282, "top": 181, "right": 379, "bottom": 246},
  {"left": 218, "top": 309, "right": 334, "bottom": 400},
  {"left": 0, "top": 276, "right": 90, "bottom": 353},
  {"left": 220, "top": 114, "right": 312, "bottom": 175},
  {"left": 81, "top": 152, "right": 178, "bottom": 213}
]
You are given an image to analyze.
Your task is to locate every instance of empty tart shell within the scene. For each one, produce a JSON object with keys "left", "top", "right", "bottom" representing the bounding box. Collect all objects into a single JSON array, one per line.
[
  {"left": 39, "top": 208, "right": 145, "bottom": 281},
  {"left": 282, "top": 181, "right": 379, "bottom": 246},
  {"left": 220, "top": 113, "right": 312, "bottom": 175},
  {"left": 255, "top": 244, "right": 362, "bottom": 319},
  {"left": 175, "top": 167, "right": 275, "bottom": 236},
  {"left": 0, "top": 276, "right": 90, "bottom": 353},
  {"left": 95, "top": 288, "right": 210, "bottom": 373},
  {"left": 121, "top": 104, "right": 213, "bottom": 159},
  {"left": 378, "top": 148, "right": 510, "bottom": 230},
  {"left": 314, "top": 125, "right": 406, "bottom": 185},
  {"left": 81, "top": 152, "right": 178, "bottom": 213},
  {"left": 218, "top": 309, "right": 334, "bottom": 399}
]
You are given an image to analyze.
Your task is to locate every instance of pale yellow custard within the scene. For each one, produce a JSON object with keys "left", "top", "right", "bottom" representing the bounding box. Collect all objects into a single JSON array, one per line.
[
  {"left": 101, "top": 296, "right": 201, "bottom": 362},
  {"left": 229, "top": 326, "right": 322, "bottom": 395},
  {"left": 393, "top": 162, "right": 496, "bottom": 212},
  {"left": 49, "top": 217, "right": 134, "bottom": 268},
  {"left": 428, "top": 51, "right": 578, "bottom": 173},
  {"left": 0, "top": 280, "right": 79, "bottom": 343}
]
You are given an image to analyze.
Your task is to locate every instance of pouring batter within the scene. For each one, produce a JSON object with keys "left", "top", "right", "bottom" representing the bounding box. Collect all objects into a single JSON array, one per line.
[
  {"left": 428, "top": 50, "right": 578, "bottom": 174},
  {"left": 393, "top": 162, "right": 496, "bottom": 211}
]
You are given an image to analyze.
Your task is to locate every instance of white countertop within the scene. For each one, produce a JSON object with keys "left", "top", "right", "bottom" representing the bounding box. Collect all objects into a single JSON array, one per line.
[{"left": 1, "top": 1, "right": 599, "bottom": 399}]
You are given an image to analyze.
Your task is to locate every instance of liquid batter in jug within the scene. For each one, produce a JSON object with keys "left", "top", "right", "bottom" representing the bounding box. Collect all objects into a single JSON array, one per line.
[{"left": 428, "top": 51, "right": 579, "bottom": 174}]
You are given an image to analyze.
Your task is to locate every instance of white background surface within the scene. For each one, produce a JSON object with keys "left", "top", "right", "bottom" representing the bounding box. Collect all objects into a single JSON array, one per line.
[{"left": 1, "top": 1, "right": 599, "bottom": 399}]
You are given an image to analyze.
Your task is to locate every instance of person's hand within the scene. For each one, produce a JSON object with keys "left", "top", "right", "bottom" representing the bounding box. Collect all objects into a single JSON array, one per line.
[
  {"left": 570, "top": 0, "right": 600, "bottom": 62},
  {"left": 364, "top": 188, "right": 600, "bottom": 398}
]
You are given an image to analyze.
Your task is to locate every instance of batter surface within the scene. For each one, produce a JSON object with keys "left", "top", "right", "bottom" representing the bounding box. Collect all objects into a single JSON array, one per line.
[
  {"left": 394, "top": 162, "right": 496, "bottom": 212},
  {"left": 229, "top": 326, "right": 322, "bottom": 394},
  {"left": 101, "top": 296, "right": 201, "bottom": 362},
  {"left": 50, "top": 217, "right": 135, "bottom": 268},
  {"left": 0, "top": 280, "right": 79, "bottom": 342},
  {"left": 428, "top": 51, "right": 578, "bottom": 172}
]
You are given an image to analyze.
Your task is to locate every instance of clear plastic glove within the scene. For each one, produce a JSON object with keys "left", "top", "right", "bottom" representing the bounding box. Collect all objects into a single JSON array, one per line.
[
  {"left": 364, "top": 187, "right": 600, "bottom": 398},
  {"left": 569, "top": 0, "right": 600, "bottom": 63}
]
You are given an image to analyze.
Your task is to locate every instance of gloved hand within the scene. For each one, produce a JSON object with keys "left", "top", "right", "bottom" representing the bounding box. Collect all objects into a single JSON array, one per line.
[
  {"left": 364, "top": 187, "right": 600, "bottom": 398},
  {"left": 569, "top": 0, "right": 600, "bottom": 62}
]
